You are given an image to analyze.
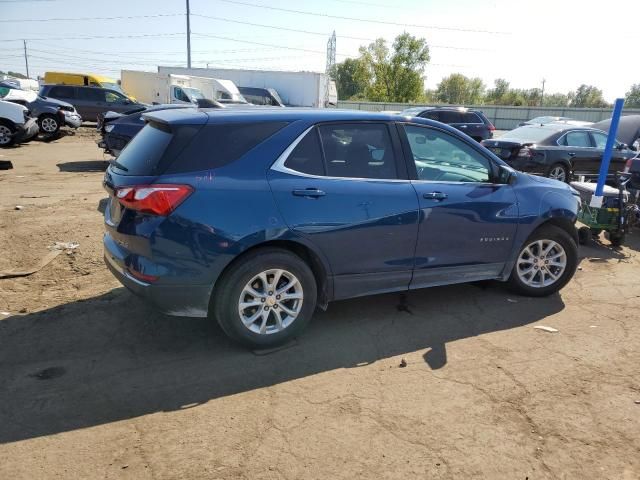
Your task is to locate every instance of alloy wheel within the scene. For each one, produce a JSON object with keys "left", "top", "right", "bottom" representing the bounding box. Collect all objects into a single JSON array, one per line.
[
  {"left": 238, "top": 269, "right": 303, "bottom": 335},
  {"left": 0, "top": 125, "right": 12, "bottom": 145},
  {"left": 41, "top": 117, "right": 58, "bottom": 133},
  {"left": 549, "top": 166, "right": 566, "bottom": 182},
  {"left": 516, "top": 239, "right": 567, "bottom": 288}
]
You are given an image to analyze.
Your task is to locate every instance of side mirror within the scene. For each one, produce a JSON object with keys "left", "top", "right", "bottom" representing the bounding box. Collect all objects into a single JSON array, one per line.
[
  {"left": 616, "top": 143, "right": 627, "bottom": 151},
  {"left": 498, "top": 165, "right": 517, "bottom": 185}
]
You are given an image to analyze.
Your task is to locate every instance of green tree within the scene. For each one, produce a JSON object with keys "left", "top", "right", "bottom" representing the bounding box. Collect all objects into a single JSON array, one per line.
[
  {"left": 624, "top": 84, "right": 640, "bottom": 108},
  {"left": 572, "top": 84, "right": 609, "bottom": 108},
  {"left": 434, "top": 73, "right": 485, "bottom": 105},
  {"left": 359, "top": 33, "right": 430, "bottom": 102},
  {"left": 334, "top": 58, "right": 370, "bottom": 100},
  {"left": 542, "top": 92, "right": 571, "bottom": 107},
  {"left": 485, "top": 78, "right": 510, "bottom": 104},
  {"left": 0, "top": 70, "right": 27, "bottom": 79}
]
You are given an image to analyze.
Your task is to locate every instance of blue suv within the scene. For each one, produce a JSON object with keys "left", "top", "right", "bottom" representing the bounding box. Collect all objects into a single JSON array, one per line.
[{"left": 103, "top": 109, "right": 581, "bottom": 348}]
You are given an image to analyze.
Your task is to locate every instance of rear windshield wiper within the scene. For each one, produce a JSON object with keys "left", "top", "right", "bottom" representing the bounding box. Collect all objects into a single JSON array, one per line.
[{"left": 109, "top": 159, "right": 129, "bottom": 172}]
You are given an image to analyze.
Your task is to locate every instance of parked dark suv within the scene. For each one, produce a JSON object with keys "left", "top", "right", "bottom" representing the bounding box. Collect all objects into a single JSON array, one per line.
[
  {"left": 39, "top": 85, "right": 142, "bottom": 122},
  {"left": 400, "top": 106, "right": 495, "bottom": 142}
]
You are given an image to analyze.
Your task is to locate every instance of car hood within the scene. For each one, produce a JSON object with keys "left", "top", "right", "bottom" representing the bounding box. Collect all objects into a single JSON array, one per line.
[{"left": 38, "top": 96, "right": 74, "bottom": 109}]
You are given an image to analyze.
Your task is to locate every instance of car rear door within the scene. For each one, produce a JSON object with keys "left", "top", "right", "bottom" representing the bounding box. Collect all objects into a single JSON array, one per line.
[
  {"left": 461, "top": 111, "right": 487, "bottom": 141},
  {"left": 268, "top": 122, "right": 420, "bottom": 300},
  {"left": 398, "top": 123, "right": 519, "bottom": 287},
  {"left": 46, "top": 85, "right": 77, "bottom": 113}
]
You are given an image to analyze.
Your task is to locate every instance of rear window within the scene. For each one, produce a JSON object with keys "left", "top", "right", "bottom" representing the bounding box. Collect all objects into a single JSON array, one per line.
[
  {"left": 462, "top": 112, "right": 482, "bottom": 123},
  {"left": 165, "top": 121, "right": 289, "bottom": 174},
  {"left": 500, "top": 126, "right": 557, "bottom": 143},
  {"left": 437, "top": 111, "right": 463, "bottom": 123}
]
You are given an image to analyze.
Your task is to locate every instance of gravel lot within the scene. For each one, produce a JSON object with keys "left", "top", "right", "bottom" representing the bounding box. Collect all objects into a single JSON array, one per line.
[{"left": 1, "top": 129, "right": 639, "bottom": 480}]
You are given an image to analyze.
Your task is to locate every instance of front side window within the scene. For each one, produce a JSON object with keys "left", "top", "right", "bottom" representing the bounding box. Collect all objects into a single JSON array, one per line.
[
  {"left": 173, "top": 87, "right": 191, "bottom": 103},
  {"left": 403, "top": 124, "right": 490, "bottom": 183},
  {"left": 591, "top": 131, "right": 609, "bottom": 149},
  {"left": 563, "top": 131, "right": 592, "bottom": 148},
  {"left": 318, "top": 124, "right": 398, "bottom": 179},
  {"left": 105, "top": 91, "right": 127, "bottom": 104}
]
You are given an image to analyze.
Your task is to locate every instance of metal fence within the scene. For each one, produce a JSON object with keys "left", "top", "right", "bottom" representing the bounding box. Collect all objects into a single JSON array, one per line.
[{"left": 337, "top": 101, "right": 640, "bottom": 130}]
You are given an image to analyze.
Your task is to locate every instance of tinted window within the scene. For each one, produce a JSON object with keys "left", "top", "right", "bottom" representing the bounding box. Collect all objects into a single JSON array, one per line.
[
  {"left": 437, "top": 111, "right": 463, "bottom": 123},
  {"left": 318, "top": 123, "right": 397, "bottom": 179},
  {"left": 114, "top": 123, "right": 179, "bottom": 176},
  {"left": 564, "top": 131, "right": 592, "bottom": 147},
  {"left": 421, "top": 110, "right": 440, "bottom": 121},
  {"left": 49, "top": 86, "right": 75, "bottom": 99},
  {"left": 165, "top": 121, "right": 289, "bottom": 174},
  {"left": 284, "top": 129, "right": 325, "bottom": 176},
  {"left": 105, "top": 90, "right": 127, "bottom": 104},
  {"left": 592, "top": 131, "right": 608, "bottom": 149},
  {"left": 174, "top": 87, "right": 191, "bottom": 103},
  {"left": 462, "top": 112, "right": 482, "bottom": 123},
  {"left": 77, "top": 88, "right": 105, "bottom": 102},
  {"left": 404, "top": 125, "right": 490, "bottom": 183}
]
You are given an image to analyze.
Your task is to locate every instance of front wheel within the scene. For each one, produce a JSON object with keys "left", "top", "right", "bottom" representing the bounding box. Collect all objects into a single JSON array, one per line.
[
  {"left": 38, "top": 114, "right": 60, "bottom": 134},
  {"left": 507, "top": 225, "right": 578, "bottom": 297},
  {"left": 0, "top": 122, "right": 16, "bottom": 147},
  {"left": 212, "top": 248, "right": 317, "bottom": 348}
]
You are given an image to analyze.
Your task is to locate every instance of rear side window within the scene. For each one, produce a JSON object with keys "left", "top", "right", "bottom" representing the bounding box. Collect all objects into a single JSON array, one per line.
[
  {"left": 49, "top": 86, "right": 75, "bottom": 99},
  {"left": 318, "top": 123, "right": 397, "bottom": 179},
  {"left": 421, "top": 110, "right": 440, "bottom": 121},
  {"left": 284, "top": 129, "right": 325, "bottom": 176},
  {"left": 438, "top": 111, "right": 463, "bottom": 123},
  {"left": 563, "top": 131, "right": 592, "bottom": 148},
  {"left": 165, "top": 122, "right": 288, "bottom": 174},
  {"left": 462, "top": 112, "right": 482, "bottom": 123},
  {"left": 77, "top": 88, "right": 105, "bottom": 102}
]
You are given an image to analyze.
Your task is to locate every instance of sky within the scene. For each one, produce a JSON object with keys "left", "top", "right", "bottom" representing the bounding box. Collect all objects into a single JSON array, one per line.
[{"left": 0, "top": 0, "right": 638, "bottom": 101}]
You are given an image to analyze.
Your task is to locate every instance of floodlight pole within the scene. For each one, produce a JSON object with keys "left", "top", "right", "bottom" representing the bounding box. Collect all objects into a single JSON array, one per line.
[{"left": 186, "top": 0, "right": 192, "bottom": 68}]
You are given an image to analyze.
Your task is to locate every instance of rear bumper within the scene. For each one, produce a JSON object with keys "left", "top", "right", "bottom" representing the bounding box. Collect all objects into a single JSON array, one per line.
[{"left": 103, "top": 238, "right": 212, "bottom": 318}]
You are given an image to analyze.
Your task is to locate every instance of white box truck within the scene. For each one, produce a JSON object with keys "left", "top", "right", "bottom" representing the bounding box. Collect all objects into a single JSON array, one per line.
[
  {"left": 157, "top": 66, "right": 337, "bottom": 108},
  {"left": 120, "top": 70, "right": 246, "bottom": 105}
]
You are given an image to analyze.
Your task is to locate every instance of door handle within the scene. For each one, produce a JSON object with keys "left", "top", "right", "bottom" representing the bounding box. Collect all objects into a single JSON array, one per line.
[
  {"left": 423, "top": 191, "right": 448, "bottom": 200},
  {"left": 459, "top": 125, "right": 468, "bottom": 128},
  {"left": 568, "top": 152, "right": 576, "bottom": 157},
  {"left": 292, "top": 188, "right": 326, "bottom": 198}
]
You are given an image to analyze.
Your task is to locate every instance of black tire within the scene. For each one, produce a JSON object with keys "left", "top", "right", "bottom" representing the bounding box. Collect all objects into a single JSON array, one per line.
[
  {"left": 507, "top": 225, "right": 578, "bottom": 297},
  {"left": 0, "top": 121, "right": 16, "bottom": 148},
  {"left": 212, "top": 247, "right": 317, "bottom": 348},
  {"left": 578, "top": 226, "right": 591, "bottom": 245},
  {"left": 37, "top": 114, "right": 60, "bottom": 135},
  {"left": 546, "top": 163, "right": 570, "bottom": 183},
  {"left": 606, "top": 231, "right": 624, "bottom": 247}
]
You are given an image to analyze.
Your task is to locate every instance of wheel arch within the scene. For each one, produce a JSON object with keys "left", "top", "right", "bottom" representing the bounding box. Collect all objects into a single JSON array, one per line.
[
  {"left": 210, "top": 239, "right": 332, "bottom": 313},
  {"left": 538, "top": 217, "right": 579, "bottom": 245}
]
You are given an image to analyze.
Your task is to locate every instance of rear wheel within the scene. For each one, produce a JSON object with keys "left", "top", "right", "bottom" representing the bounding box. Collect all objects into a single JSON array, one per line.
[
  {"left": 0, "top": 122, "right": 15, "bottom": 147},
  {"left": 547, "top": 163, "right": 569, "bottom": 183},
  {"left": 38, "top": 114, "right": 60, "bottom": 134},
  {"left": 507, "top": 225, "right": 578, "bottom": 296},
  {"left": 212, "top": 248, "right": 317, "bottom": 348}
]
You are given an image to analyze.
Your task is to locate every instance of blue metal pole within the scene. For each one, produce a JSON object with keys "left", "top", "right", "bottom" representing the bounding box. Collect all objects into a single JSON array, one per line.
[{"left": 595, "top": 98, "right": 625, "bottom": 197}]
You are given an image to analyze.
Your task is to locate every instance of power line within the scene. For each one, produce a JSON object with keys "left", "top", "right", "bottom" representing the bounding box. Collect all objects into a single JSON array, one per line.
[
  {"left": 0, "top": 13, "right": 182, "bottom": 23},
  {"left": 193, "top": 32, "right": 330, "bottom": 55},
  {"left": 215, "top": 0, "right": 510, "bottom": 34},
  {"left": 0, "top": 32, "right": 184, "bottom": 43}
]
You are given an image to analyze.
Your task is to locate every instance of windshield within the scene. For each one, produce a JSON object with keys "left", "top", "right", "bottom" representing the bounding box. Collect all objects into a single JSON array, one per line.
[
  {"left": 500, "top": 126, "right": 558, "bottom": 143},
  {"left": 182, "top": 87, "right": 204, "bottom": 101}
]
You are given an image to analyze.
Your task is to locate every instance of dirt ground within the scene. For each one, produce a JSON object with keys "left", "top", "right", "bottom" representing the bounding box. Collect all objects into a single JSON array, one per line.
[{"left": 1, "top": 129, "right": 639, "bottom": 480}]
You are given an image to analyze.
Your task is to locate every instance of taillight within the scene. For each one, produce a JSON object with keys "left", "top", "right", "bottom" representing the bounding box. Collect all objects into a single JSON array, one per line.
[
  {"left": 116, "top": 184, "right": 193, "bottom": 216},
  {"left": 488, "top": 123, "right": 496, "bottom": 131},
  {"left": 517, "top": 147, "right": 533, "bottom": 158},
  {"left": 126, "top": 266, "right": 159, "bottom": 283}
]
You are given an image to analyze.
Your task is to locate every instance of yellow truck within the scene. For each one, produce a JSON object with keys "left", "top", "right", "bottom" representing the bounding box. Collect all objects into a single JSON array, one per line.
[{"left": 43, "top": 72, "right": 133, "bottom": 98}]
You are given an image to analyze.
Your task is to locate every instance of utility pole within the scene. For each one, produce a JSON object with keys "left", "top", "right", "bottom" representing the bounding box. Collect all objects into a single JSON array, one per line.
[
  {"left": 186, "top": 0, "right": 191, "bottom": 68},
  {"left": 540, "top": 78, "right": 546, "bottom": 106},
  {"left": 23, "top": 40, "right": 30, "bottom": 78},
  {"left": 324, "top": 31, "right": 336, "bottom": 107}
]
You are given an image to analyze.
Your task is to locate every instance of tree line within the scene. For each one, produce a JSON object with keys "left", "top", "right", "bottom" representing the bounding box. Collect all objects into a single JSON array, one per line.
[{"left": 334, "top": 34, "right": 640, "bottom": 108}]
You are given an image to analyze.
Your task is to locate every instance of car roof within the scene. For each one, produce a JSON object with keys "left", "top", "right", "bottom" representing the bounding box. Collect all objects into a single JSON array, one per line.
[
  {"left": 516, "top": 123, "right": 602, "bottom": 134},
  {"left": 144, "top": 107, "right": 459, "bottom": 126}
]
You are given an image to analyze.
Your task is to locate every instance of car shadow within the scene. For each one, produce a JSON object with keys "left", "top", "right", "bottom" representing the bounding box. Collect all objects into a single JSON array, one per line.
[
  {"left": 0, "top": 282, "right": 565, "bottom": 444},
  {"left": 57, "top": 160, "right": 110, "bottom": 172}
]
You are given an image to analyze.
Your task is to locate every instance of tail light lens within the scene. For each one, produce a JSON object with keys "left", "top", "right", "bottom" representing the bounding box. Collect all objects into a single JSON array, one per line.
[
  {"left": 488, "top": 123, "right": 496, "bottom": 131},
  {"left": 115, "top": 184, "right": 193, "bottom": 216},
  {"left": 624, "top": 158, "right": 633, "bottom": 173}
]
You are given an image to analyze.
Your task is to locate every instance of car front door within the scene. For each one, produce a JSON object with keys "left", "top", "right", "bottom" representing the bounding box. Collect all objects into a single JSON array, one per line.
[
  {"left": 75, "top": 88, "right": 106, "bottom": 121},
  {"left": 399, "top": 123, "right": 519, "bottom": 288},
  {"left": 590, "top": 131, "right": 630, "bottom": 175},
  {"left": 105, "top": 90, "right": 134, "bottom": 113},
  {"left": 268, "top": 122, "right": 420, "bottom": 300}
]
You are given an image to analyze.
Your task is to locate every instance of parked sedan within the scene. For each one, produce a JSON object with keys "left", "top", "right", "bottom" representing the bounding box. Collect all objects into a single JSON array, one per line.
[
  {"left": 400, "top": 106, "right": 495, "bottom": 142},
  {"left": 97, "top": 104, "right": 194, "bottom": 157},
  {"left": 103, "top": 109, "right": 580, "bottom": 348},
  {"left": 39, "top": 84, "right": 143, "bottom": 122},
  {"left": 482, "top": 124, "right": 637, "bottom": 182}
]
